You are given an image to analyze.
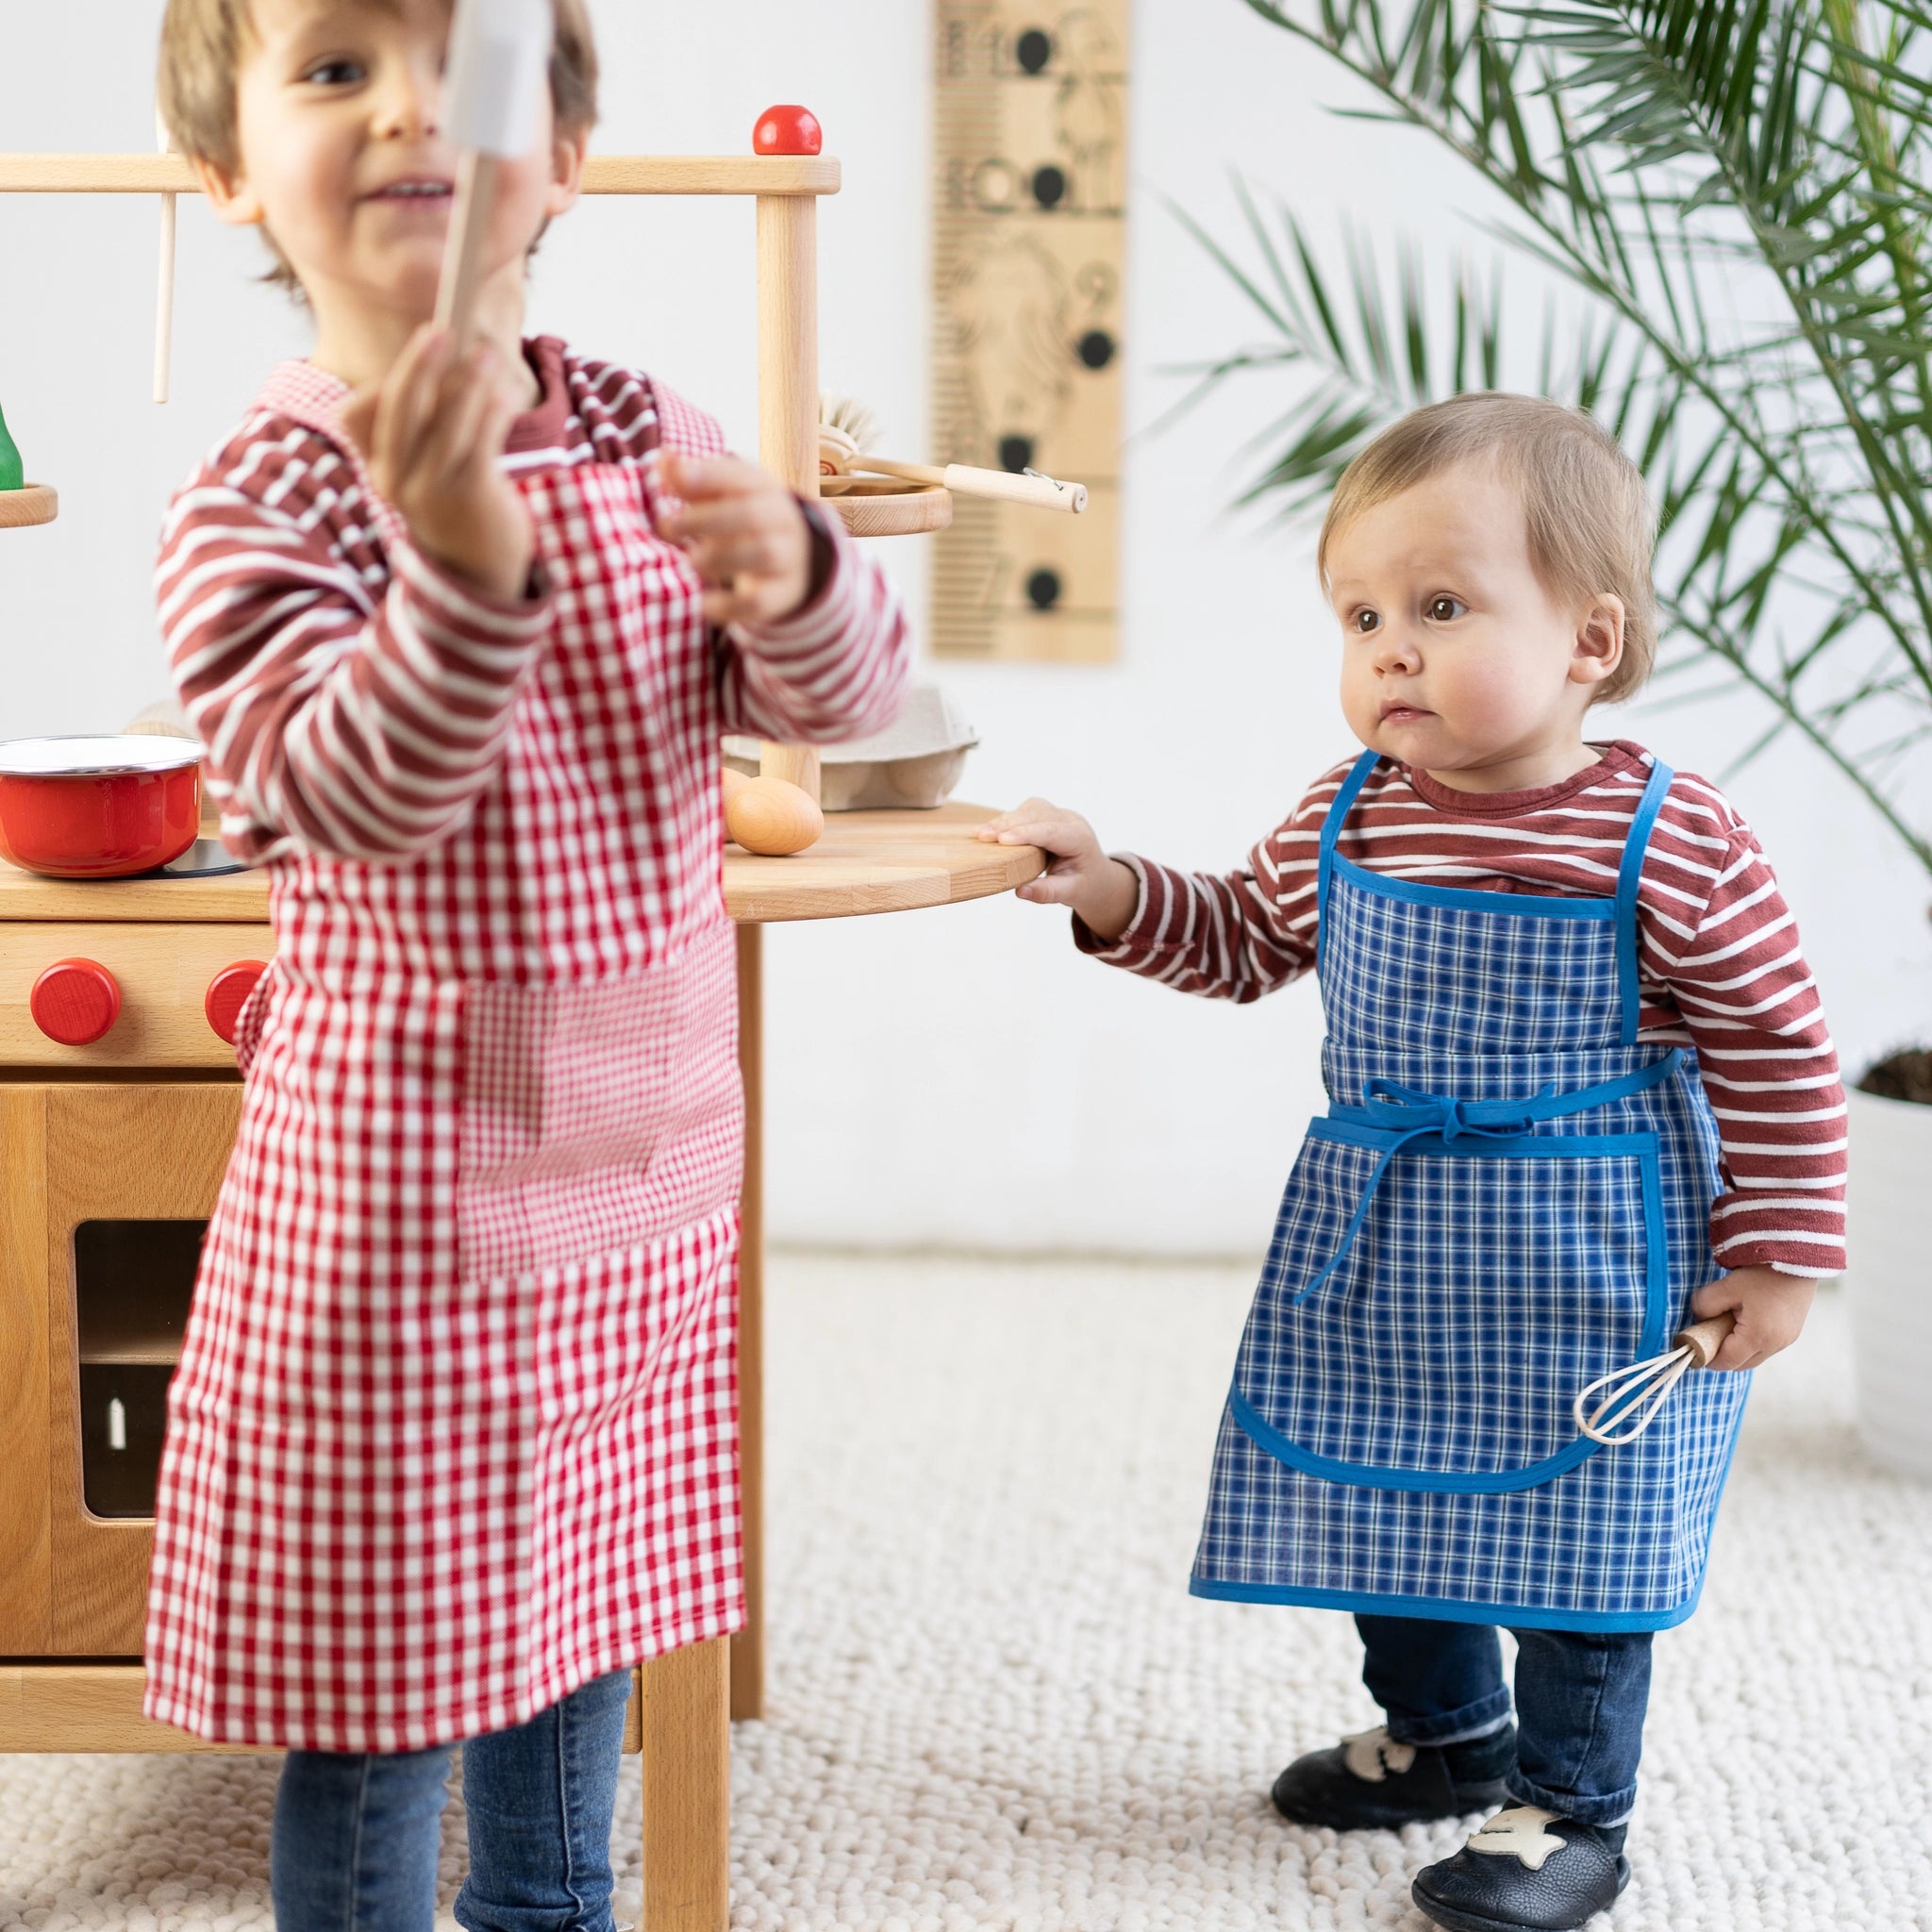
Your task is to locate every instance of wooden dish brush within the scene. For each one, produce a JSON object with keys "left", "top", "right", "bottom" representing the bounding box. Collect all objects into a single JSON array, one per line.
[{"left": 819, "top": 395, "right": 1087, "bottom": 514}]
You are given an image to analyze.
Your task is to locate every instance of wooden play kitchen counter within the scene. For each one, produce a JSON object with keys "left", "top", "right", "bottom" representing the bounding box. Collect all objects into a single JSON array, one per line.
[{"left": 0, "top": 802, "right": 1041, "bottom": 1927}]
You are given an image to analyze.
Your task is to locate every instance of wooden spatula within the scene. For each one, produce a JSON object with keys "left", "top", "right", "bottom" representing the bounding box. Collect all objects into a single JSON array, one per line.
[{"left": 435, "top": 0, "right": 553, "bottom": 339}]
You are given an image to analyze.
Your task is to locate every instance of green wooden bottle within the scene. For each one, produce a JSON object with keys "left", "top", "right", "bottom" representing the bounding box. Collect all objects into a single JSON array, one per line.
[{"left": 0, "top": 404, "right": 24, "bottom": 491}]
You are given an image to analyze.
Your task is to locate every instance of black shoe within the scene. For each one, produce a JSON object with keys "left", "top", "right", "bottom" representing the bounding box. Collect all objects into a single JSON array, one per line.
[
  {"left": 1270, "top": 1724, "right": 1516, "bottom": 1830},
  {"left": 1412, "top": 1807, "right": 1631, "bottom": 1932}
]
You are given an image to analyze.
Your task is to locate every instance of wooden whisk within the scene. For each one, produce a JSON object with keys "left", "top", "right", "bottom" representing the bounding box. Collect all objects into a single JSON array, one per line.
[{"left": 1573, "top": 1311, "right": 1737, "bottom": 1445}]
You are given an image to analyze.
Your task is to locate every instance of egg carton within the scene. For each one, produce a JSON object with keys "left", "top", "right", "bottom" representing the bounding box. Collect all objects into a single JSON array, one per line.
[{"left": 724, "top": 686, "right": 978, "bottom": 811}]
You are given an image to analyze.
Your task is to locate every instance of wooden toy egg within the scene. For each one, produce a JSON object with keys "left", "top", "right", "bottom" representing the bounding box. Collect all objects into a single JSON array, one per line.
[
  {"left": 726, "top": 775, "right": 824, "bottom": 856},
  {"left": 722, "top": 765, "right": 751, "bottom": 807}
]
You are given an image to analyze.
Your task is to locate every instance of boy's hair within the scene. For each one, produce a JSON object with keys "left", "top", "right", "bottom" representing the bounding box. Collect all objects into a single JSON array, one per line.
[
  {"left": 158, "top": 0, "right": 599, "bottom": 296},
  {"left": 1318, "top": 393, "right": 1659, "bottom": 705}
]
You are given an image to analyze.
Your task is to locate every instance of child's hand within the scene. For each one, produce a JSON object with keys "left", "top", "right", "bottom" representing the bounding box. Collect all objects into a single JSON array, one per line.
[
  {"left": 341, "top": 325, "right": 534, "bottom": 604},
  {"left": 977, "top": 798, "right": 1141, "bottom": 941},
  {"left": 658, "top": 450, "right": 812, "bottom": 628},
  {"left": 1690, "top": 1265, "right": 1818, "bottom": 1370}
]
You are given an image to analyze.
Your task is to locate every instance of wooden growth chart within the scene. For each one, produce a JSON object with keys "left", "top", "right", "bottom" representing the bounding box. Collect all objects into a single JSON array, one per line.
[{"left": 932, "top": 0, "right": 1127, "bottom": 662}]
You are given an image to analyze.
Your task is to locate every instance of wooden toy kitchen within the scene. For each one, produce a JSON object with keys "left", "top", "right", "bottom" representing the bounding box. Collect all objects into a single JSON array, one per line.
[{"left": 0, "top": 114, "right": 1052, "bottom": 1932}]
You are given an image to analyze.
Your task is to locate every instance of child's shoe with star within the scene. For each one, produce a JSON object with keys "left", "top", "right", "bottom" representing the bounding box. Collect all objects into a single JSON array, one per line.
[
  {"left": 1270, "top": 1724, "right": 1516, "bottom": 1830},
  {"left": 1410, "top": 1805, "right": 1630, "bottom": 1932}
]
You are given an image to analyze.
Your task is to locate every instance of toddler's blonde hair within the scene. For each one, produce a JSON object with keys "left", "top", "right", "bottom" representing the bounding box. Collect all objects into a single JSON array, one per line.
[
  {"left": 158, "top": 0, "right": 599, "bottom": 294},
  {"left": 1318, "top": 393, "right": 1659, "bottom": 705}
]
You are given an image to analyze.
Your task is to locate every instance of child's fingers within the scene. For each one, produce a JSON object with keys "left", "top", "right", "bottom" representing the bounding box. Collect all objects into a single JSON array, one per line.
[
  {"left": 979, "top": 816, "right": 1086, "bottom": 855},
  {"left": 431, "top": 344, "right": 525, "bottom": 490},
  {"left": 417, "top": 353, "right": 501, "bottom": 491},
  {"left": 374, "top": 326, "right": 454, "bottom": 486},
  {"left": 1014, "top": 868, "right": 1085, "bottom": 907},
  {"left": 687, "top": 533, "right": 786, "bottom": 590},
  {"left": 1707, "top": 1328, "right": 1761, "bottom": 1372},
  {"left": 975, "top": 798, "right": 1063, "bottom": 838},
  {"left": 666, "top": 451, "right": 773, "bottom": 504},
  {"left": 702, "top": 584, "right": 788, "bottom": 629}
]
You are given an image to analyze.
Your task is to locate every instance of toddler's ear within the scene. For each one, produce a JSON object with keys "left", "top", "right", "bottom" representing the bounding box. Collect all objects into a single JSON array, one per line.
[
  {"left": 191, "top": 153, "right": 265, "bottom": 228},
  {"left": 1572, "top": 592, "right": 1625, "bottom": 688},
  {"left": 544, "top": 126, "right": 589, "bottom": 219}
]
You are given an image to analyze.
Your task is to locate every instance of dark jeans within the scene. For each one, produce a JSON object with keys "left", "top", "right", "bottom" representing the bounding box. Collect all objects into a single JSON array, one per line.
[
  {"left": 270, "top": 1669, "right": 632, "bottom": 1932},
  {"left": 1357, "top": 1614, "right": 1653, "bottom": 1826}
]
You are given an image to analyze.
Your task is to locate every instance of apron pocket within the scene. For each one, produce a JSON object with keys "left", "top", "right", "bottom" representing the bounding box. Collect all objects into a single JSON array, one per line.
[
  {"left": 1231, "top": 1123, "right": 1669, "bottom": 1491},
  {"left": 456, "top": 922, "right": 743, "bottom": 1284}
]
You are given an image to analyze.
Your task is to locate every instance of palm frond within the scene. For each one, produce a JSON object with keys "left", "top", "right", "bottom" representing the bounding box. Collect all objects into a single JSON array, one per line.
[{"left": 1169, "top": 0, "right": 1932, "bottom": 874}]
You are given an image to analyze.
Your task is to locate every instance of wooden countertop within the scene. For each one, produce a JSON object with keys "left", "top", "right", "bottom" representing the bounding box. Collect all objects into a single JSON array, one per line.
[{"left": 0, "top": 803, "right": 1042, "bottom": 926}]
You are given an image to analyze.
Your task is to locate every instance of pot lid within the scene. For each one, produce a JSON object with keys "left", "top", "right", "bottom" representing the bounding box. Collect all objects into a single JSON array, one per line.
[{"left": 0, "top": 734, "right": 204, "bottom": 777}]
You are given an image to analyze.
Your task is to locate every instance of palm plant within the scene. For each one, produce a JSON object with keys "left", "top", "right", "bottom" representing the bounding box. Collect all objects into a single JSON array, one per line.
[{"left": 1174, "top": 0, "right": 1932, "bottom": 879}]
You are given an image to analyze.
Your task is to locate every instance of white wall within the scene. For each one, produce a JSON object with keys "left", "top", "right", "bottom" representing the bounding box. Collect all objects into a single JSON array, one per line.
[{"left": 2, "top": 4, "right": 1925, "bottom": 1255}]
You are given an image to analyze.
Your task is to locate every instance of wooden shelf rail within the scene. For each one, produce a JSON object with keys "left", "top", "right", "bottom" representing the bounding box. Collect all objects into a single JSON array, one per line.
[
  {"left": 0, "top": 1661, "right": 646, "bottom": 1755},
  {"left": 0, "top": 154, "right": 840, "bottom": 196}
]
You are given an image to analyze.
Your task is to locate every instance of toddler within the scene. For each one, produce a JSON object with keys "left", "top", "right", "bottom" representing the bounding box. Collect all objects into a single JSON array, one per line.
[
  {"left": 982, "top": 394, "right": 1843, "bottom": 1932},
  {"left": 150, "top": 2, "right": 907, "bottom": 1927}
]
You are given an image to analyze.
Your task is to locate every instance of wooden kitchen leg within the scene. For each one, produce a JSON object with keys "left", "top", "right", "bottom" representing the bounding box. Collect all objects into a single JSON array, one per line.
[
  {"left": 640, "top": 1637, "right": 730, "bottom": 1932},
  {"left": 731, "top": 924, "right": 764, "bottom": 1722},
  {"left": 754, "top": 188, "right": 822, "bottom": 806}
]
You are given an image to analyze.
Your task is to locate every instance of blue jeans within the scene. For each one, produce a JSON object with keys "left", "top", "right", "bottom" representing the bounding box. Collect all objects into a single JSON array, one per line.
[
  {"left": 1357, "top": 1615, "right": 1653, "bottom": 1826},
  {"left": 270, "top": 1669, "right": 632, "bottom": 1932}
]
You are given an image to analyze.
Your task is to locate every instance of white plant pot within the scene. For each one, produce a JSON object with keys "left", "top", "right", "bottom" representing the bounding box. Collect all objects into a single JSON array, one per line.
[{"left": 1846, "top": 1086, "right": 1932, "bottom": 1481}]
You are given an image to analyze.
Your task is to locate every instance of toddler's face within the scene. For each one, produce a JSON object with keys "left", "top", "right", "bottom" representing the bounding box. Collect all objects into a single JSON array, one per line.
[
  {"left": 1325, "top": 462, "right": 1623, "bottom": 785},
  {"left": 215, "top": 0, "right": 578, "bottom": 322}
]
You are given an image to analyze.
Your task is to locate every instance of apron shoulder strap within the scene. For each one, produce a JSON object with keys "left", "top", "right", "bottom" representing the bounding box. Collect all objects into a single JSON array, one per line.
[
  {"left": 1613, "top": 755, "right": 1675, "bottom": 1045},
  {"left": 1316, "top": 750, "right": 1384, "bottom": 947}
]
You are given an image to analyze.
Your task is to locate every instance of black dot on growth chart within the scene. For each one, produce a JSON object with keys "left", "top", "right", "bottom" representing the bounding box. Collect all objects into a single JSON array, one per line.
[
  {"left": 1015, "top": 28, "right": 1053, "bottom": 73},
  {"left": 999, "top": 435, "right": 1036, "bottom": 475},
  {"left": 1032, "top": 165, "right": 1068, "bottom": 209},
  {"left": 1026, "top": 568, "right": 1063, "bottom": 611},
  {"left": 1077, "top": 329, "right": 1117, "bottom": 370}
]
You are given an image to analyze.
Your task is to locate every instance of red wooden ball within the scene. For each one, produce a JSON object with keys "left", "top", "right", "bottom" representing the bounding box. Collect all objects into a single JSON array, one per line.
[
  {"left": 30, "top": 958, "right": 122, "bottom": 1046},
  {"left": 205, "top": 959, "right": 269, "bottom": 1045},
  {"left": 753, "top": 105, "right": 823, "bottom": 157}
]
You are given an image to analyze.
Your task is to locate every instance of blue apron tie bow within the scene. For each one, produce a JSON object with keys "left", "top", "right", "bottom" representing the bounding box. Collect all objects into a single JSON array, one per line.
[{"left": 1291, "top": 1051, "right": 1688, "bottom": 1306}]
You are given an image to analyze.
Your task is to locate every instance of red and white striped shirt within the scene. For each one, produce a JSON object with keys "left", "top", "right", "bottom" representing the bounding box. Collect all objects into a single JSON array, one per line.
[
  {"left": 158, "top": 338, "right": 905, "bottom": 866},
  {"left": 1081, "top": 743, "right": 1845, "bottom": 1278}
]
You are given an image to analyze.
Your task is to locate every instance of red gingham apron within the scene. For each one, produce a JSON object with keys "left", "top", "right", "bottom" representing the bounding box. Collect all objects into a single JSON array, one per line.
[{"left": 144, "top": 369, "right": 745, "bottom": 1752}]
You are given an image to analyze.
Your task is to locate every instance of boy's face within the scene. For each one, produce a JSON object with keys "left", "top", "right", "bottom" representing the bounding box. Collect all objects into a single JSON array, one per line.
[
  {"left": 1325, "top": 462, "right": 1624, "bottom": 785},
  {"left": 208, "top": 0, "right": 582, "bottom": 325}
]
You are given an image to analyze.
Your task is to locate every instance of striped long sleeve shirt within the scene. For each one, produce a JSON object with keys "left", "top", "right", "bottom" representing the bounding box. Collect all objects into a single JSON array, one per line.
[
  {"left": 157, "top": 337, "right": 907, "bottom": 867},
  {"left": 1078, "top": 743, "right": 1846, "bottom": 1278}
]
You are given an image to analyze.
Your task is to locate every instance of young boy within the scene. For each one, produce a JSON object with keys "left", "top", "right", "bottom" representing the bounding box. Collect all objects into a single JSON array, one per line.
[
  {"left": 981, "top": 394, "right": 1842, "bottom": 1932},
  {"left": 151, "top": 3, "right": 906, "bottom": 1926}
]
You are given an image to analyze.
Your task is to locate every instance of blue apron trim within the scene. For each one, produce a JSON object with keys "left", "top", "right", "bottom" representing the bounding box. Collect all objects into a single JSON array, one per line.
[
  {"left": 1316, "top": 750, "right": 1384, "bottom": 958},
  {"left": 1291, "top": 1051, "right": 1686, "bottom": 1307},
  {"left": 1325, "top": 857, "right": 1619, "bottom": 919},
  {"left": 1186, "top": 1574, "right": 1705, "bottom": 1634},
  {"left": 1233, "top": 1132, "right": 1670, "bottom": 1491},
  {"left": 1314, "top": 751, "right": 1675, "bottom": 1042},
  {"left": 1230, "top": 1386, "right": 1606, "bottom": 1493},
  {"left": 1615, "top": 758, "right": 1674, "bottom": 1046}
]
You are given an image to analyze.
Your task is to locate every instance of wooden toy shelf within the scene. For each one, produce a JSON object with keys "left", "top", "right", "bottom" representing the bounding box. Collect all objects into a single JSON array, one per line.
[
  {"left": 0, "top": 484, "right": 57, "bottom": 528},
  {"left": 0, "top": 812, "right": 1041, "bottom": 1931},
  {"left": 0, "top": 138, "right": 1000, "bottom": 1932},
  {"left": 0, "top": 152, "right": 952, "bottom": 545}
]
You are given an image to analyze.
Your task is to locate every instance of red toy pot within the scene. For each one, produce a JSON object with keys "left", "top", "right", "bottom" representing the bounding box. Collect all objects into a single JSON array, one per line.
[{"left": 0, "top": 735, "right": 203, "bottom": 878}]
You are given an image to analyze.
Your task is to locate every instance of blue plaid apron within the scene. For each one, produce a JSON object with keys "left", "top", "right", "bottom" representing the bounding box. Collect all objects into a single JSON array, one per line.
[{"left": 1190, "top": 750, "right": 1749, "bottom": 1631}]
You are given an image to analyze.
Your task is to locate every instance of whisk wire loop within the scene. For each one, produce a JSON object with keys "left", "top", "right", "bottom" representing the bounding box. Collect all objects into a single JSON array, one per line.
[{"left": 1574, "top": 1342, "right": 1695, "bottom": 1445}]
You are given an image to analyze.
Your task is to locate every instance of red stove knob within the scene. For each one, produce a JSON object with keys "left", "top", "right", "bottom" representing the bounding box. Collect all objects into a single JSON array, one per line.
[
  {"left": 30, "top": 958, "right": 122, "bottom": 1046},
  {"left": 753, "top": 105, "right": 823, "bottom": 156},
  {"left": 205, "top": 960, "right": 268, "bottom": 1045}
]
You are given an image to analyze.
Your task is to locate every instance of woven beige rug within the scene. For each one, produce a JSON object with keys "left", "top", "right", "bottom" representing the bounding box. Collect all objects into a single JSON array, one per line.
[{"left": 1, "top": 1258, "right": 1924, "bottom": 1930}]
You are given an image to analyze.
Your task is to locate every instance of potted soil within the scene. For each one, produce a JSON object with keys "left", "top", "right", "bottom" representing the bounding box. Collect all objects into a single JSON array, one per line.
[{"left": 1847, "top": 1049, "right": 1932, "bottom": 1480}]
